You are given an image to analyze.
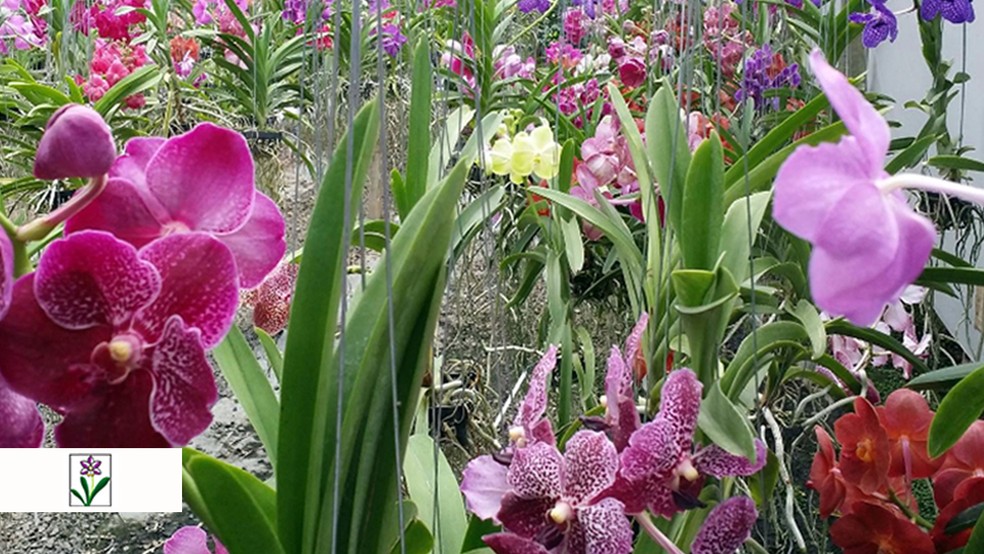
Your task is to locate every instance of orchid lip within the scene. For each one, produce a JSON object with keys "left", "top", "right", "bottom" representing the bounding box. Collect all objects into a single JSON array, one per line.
[{"left": 549, "top": 500, "right": 574, "bottom": 524}]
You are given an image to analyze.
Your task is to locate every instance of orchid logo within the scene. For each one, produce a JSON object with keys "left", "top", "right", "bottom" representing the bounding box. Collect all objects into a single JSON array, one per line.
[{"left": 69, "top": 454, "right": 112, "bottom": 507}]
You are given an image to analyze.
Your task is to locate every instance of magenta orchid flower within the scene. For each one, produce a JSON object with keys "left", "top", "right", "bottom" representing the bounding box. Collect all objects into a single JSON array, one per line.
[
  {"left": 65, "top": 123, "right": 286, "bottom": 289},
  {"left": 584, "top": 313, "right": 647, "bottom": 451},
  {"left": 483, "top": 431, "right": 632, "bottom": 554},
  {"left": 164, "top": 526, "right": 228, "bottom": 554},
  {"left": 609, "top": 369, "right": 766, "bottom": 517},
  {"left": 773, "top": 50, "right": 936, "bottom": 326},
  {"left": 34, "top": 104, "right": 116, "bottom": 180},
  {"left": 690, "top": 497, "right": 758, "bottom": 554},
  {"left": 0, "top": 374, "right": 44, "bottom": 447},
  {"left": 0, "top": 230, "right": 238, "bottom": 447},
  {"left": 461, "top": 346, "right": 558, "bottom": 521}
]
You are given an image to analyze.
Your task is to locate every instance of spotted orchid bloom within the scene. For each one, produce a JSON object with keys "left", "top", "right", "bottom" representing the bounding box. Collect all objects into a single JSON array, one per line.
[
  {"left": 773, "top": 50, "right": 936, "bottom": 326},
  {"left": 849, "top": 0, "right": 898, "bottom": 49},
  {"left": 0, "top": 230, "right": 45, "bottom": 448},
  {"left": 609, "top": 369, "right": 767, "bottom": 517},
  {"left": 690, "top": 497, "right": 759, "bottom": 554},
  {"left": 0, "top": 230, "right": 238, "bottom": 447},
  {"left": 243, "top": 260, "right": 298, "bottom": 335},
  {"left": 584, "top": 313, "right": 647, "bottom": 451},
  {"left": 164, "top": 526, "right": 229, "bottom": 554},
  {"left": 65, "top": 123, "right": 286, "bottom": 289},
  {"left": 482, "top": 431, "right": 632, "bottom": 554},
  {"left": 461, "top": 346, "right": 558, "bottom": 521}
]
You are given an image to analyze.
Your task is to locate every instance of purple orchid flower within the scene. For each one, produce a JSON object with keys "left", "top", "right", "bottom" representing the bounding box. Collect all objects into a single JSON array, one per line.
[
  {"left": 80, "top": 455, "right": 102, "bottom": 477},
  {"left": 34, "top": 104, "right": 116, "bottom": 180},
  {"left": 608, "top": 369, "right": 766, "bottom": 517},
  {"left": 0, "top": 231, "right": 43, "bottom": 448},
  {"left": 517, "top": 0, "right": 551, "bottom": 13},
  {"left": 483, "top": 431, "right": 633, "bottom": 554},
  {"left": 461, "top": 346, "right": 558, "bottom": 521},
  {"left": 164, "top": 526, "right": 229, "bottom": 554},
  {"left": 65, "top": 123, "right": 286, "bottom": 289},
  {"left": 587, "top": 313, "right": 647, "bottom": 451},
  {"left": 690, "top": 497, "right": 759, "bottom": 554},
  {"left": 773, "top": 50, "right": 937, "bottom": 326},
  {"left": 0, "top": 230, "right": 238, "bottom": 447},
  {"left": 921, "top": 0, "right": 975, "bottom": 23},
  {"left": 850, "top": 0, "right": 899, "bottom": 48},
  {"left": 372, "top": 22, "right": 407, "bottom": 57}
]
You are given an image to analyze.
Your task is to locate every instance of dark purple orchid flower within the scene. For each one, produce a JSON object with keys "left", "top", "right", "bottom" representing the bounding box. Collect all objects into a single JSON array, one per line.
[
  {"left": 0, "top": 230, "right": 238, "bottom": 447},
  {"left": 461, "top": 346, "right": 558, "bottom": 521},
  {"left": 65, "top": 123, "right": 286, "bottom": 289},
  {"left": 850, "top": 0, "right": 899, "bottom": 48},
  {"left": 0, "top": 374, "right": 43, "bottom": 448},
  {"left": 483, "top": 431, "right": 632, "bottom": 554},
  {"left": 691, "top": 497, "right": 759, "bottom": 554},
  {"left": 921, "top": 0, "right": 975, "bottom": 23},
  {"left": 517, "top": 0, "right": 551, "bottom": 13},
  {"left": 372, "top": 22, "right": 407, "bottom": 57},
  {"left": 80, "top": 455, "right": 102, "bottom": 477},
  {"left": 596, "top": 313, "right": 647, "bottom": 451},
  {"left": 773, "top": 50, "right": 936, "bottom": 326},
  {"left": 608, "top": 369, "right": 767, "bottom": 517}
]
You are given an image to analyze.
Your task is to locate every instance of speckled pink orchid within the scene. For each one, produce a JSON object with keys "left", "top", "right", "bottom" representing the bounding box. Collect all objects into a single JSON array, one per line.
[
  {"left": 773, "top": 50, "right": 936, "bottom": 326},
  {"left": 608, "top": 369, "right": 766, "bottom": 516},
  {"left": 0, "top": 230, "right": 44, "bottom": 448},
  {"left": 482, "top": 431, "right": 632, "bottom": 554},
  {"left": 243, "top": 260, "right": 298, "bottom": 335},
  {"left": 690, "top": 497, "right": 758, "bottom": 554},
  {"left": 583, "top": 313, "right": 647, "bottom": 451},
  {"left": 0, "top": 230, "right": 238, "bottom": 447},
  {"left": 65, "top": 123, "right": 286, "bottom": 288},
  {"left": 461, "top": 346, "right": 558, "bottom": 521},
  {"left": 164, "top": 526, "right": 228, "bottom": 554}
]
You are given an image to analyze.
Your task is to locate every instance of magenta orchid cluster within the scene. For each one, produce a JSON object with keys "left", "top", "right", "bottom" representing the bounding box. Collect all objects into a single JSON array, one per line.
[
  {"left": 0, "top": 104, "right": 286, "bottom": 448},
  {"left": 460, "top": 316, "right": 765, "bottom": 554},
  {"left": 0, "top": 0, "right": 46, "bottom": 54}
]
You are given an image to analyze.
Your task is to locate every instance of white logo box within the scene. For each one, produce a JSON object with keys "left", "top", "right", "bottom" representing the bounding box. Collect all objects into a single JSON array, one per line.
[{"left": 0, "top": 449, "right": 182, "bottom": 512}]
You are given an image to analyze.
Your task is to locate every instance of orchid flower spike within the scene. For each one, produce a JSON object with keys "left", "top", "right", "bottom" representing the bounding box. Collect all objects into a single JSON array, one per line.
[{"left": 773, "top": 49, "right": 984, "bottom": 325}]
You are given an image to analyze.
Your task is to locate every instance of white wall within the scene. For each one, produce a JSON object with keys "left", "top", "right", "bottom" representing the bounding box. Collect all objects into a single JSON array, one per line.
[{"left": 868, "top": 11, "right": 984, "bottom": 357}]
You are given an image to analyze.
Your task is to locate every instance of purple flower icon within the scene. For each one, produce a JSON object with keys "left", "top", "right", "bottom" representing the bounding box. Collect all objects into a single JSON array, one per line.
[{"left": 80, "top": 455, "right": 102, "bottom": 478}]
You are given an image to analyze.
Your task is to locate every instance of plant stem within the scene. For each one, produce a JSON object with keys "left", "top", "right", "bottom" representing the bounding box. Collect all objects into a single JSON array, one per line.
[
  {"left": 635, "top": 512, "right": 685, "bottom": 554},
  {"left": 16, "top": 174, "right": 107, "bottom": 242},
  {"left": 879, "top": 173, "right": 984, "bottom": 206},
  {"left": 0, "top": 201, "right": 32, "bottom": 277},
  {"left": 889, "top": 490, "right": 933, "bottom": 529}
]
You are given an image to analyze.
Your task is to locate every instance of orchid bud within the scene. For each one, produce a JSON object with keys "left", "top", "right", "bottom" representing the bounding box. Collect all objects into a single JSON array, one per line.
[{"left": 34, "top": 104, "right": 116, "bottom": 180}]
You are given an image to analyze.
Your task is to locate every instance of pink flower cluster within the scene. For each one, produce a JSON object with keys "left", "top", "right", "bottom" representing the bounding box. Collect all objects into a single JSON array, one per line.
[
  {"left": 493, "top": 45, "right": 535, "bottom": 80},
  {"left": 79, "top": 39, "right": 149, "bottom": 109},
  {"left": 88, "top": 0, "right": 148, "bottom": 41},
  {"left": 0, "top": 0, "right": 46, "bottom": 54},
  {"left": 194, "top": 0, "right": 250, "bottom": 35},
  {"left": 703, "top": 1, "right": 754, "bottom": 77}
]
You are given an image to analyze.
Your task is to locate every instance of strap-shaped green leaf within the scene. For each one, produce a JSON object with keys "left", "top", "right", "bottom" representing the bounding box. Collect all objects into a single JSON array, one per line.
[
  {"left": 402, "top": 38, "right": 432, "bottom": 217},
  {"left": 929, "top": 366, "right": 984, "bottom": 457},
  {"left": 277, "top": 98, "right": 380, "bottom": 554},
  {"left": 681, "top": 132, "right": 725, "bottom": 270},
  {"left": 213, "top": 326, "right": 280, "bottom": 466},
  {"left": 404, "top": 435, "right": 467, "bottom": 553}
]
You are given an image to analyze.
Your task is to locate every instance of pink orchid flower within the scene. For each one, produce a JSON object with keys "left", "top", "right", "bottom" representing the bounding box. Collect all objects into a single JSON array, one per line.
[
  {"left": 65, "top": 123, "right": 286, "bottom": 288},
  {"left": 164, "top": 526, "right": 228, "bottom": 554},
  {"left": 243, "top": 260, "right": 298, "bottom": 335},
  {"left": 584, "top": 313, "right": 647, "bottom": 451},
  {"left": 690, "top": 497, "right": 758, "bottom": 554},
  {"left": 0, "top": 231, "right": 238, "bottom": 447},
  {"left": 773, "top": 50, "right": 936, "bottom": 326}
]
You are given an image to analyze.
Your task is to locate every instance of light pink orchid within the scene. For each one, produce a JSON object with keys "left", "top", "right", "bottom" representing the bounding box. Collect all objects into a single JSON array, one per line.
[
  {"left": 164, "top": 526, "right": 228, "bottom": 554},
  {"left": 65, "top": 123, "right": 286, "bottom": 289}
]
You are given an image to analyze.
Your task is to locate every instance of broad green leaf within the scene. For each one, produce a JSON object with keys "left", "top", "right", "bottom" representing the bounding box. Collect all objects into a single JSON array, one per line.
[
  {"left": 187, "top": 451, "right": 284, "bottom": 554},
  {"left": 674, "top": 266, "right": 739, "bottom": 384},
  {"left": 428, "top": 106, "right": 475, "bottom": 186},
  {"left": 452, "top": 185, "right": 505, "bottom": 260},
  {"left": 697, "top": 381, "right": 758, "bottom": 461},
  {"left": 681, "top": 132, "right": 725, "bottom": 270},
  {"left": 908, "top": 362, "right": 984, "bottom": 390},
  {"left": 213, "top": 326, "right": 280, "bottom": 465},
  {"left": 256, "top": 327, "right": 284, "bottom": 382},
  {"left": 927, "top": 155, "right": 984, "bottom": 173},
  {"left": 402, "top": 38, "right": 432, "bottom": 217},
  {"left": 885, "top": 134, "right": 937, "bottom": 174},
  {"left": 90, "top": 477, "right": 110, "bottom": 501},
  {"left": 646, "top": 83, "right": 691, "bottom": 234},
  {"left": 747, "top": 449, "right": 780, "bottom": 507},
  {"left": 721, "top": 321, "right": 810, "bottom": 399},
  {"left": 966, "top": 506, "right": 984, "bottom": 553},
  {"left": 80, "top": 476, "right": 90, "bottom": 504},
  {"left": 720, "top": 192, "right": 771, "bottom": 285},
  {"left": 390, "top": 519, "right": 434, "bottom": 554},
  {"left": 917, "top": 267, "right": 984, "bottom": 287},
  {"left": 93, "top": 66, "right": 162, "bottom": 119},
  {"left": 278, "top": 99, "right": 380, "bottom": 554},
  {"left": 460, "top": 516, "right": 500, "bottom": 553},
  {"left": 789, "top": 300, "right": 826, "bottom": 358},
  {"left": 946, "top": 502, "right": 984, "bottom": 534},
  {"left": 929, "top": 366, "right": 984, "bottom": 457},
  {"left": 560, "top": 214, "right": 584, "bottom": 273},
  {"left": 403, "top": 435, "right": 468, "bottom": 554}
]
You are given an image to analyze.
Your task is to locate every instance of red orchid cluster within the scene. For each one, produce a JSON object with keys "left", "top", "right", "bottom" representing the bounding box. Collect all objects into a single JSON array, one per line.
[{"left": 809, "top": 389, "right": 984, "bottom": 553}]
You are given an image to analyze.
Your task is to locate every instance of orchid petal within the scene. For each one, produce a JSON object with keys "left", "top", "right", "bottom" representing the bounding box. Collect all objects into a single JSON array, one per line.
[
  {"left": 808, "top": 49, "right": 889, "bottom": 173},
  {"left": 149, "top": 316, "right": 217, "bottom": 445},
  {"left": 217, "top": 192, "right": 287, "bottom": 288},
  {"left": 696, "top": 440, "right": 768, "bottom": 477},
  {"left": 145, "top": 123, "right": 255, "bottom": 234},
  {"left": 461, "top": 455, "right": 511, "bottom": 522},
  {"left": 507, "top": 441, "right": 563, "bottom": 499},
  {"left": 34, "top": 230, "right": 161, "bottom": 329},
  {"left": 621, "top": 418, "right": 679, "bottom": 481},
  {"left": 496, "top": 493, "right": 555, "bottom": 539},
  {"left": 483, "top": 533, "right": 550, "bottom": 554},
  {"left": 164, "top": 527, "right": 212, "bottom": 554},
  {"left": 136, "top": 233, "right": 239, "bottom": 347},
  {"left": 690, "top": 497, "right": 758, "bottom": 554},
  {"left": 110, "top": 137, "right": 166, "bottom": 189},
  {"left": 623, "top": 312, "right": 649, "bottom": 374},
  {"left": 514, "top": 345, "right": 558, "bottom": 431},
  {"left": 0, "top": 375, "right": 44, "bottom": 447},
  {"left": 567, "top": 498, "right": 632, "bottom": 554},
  {"left": 65, "top": 178, "right": 170, "bottom": 248},
  {"left": 0, "top": 275, "right": 107, "bottom": 410},
  {"left": 658, "top": 368, "right": 702, "bottom": 447},
  {"left": 562, "top": 430, "right": 618, "bottom": 505},
  {"left": 34, "top": 104, "right": 116, "bottom": 180},
  {"left": 54, "top": 369, "right": 169, "bottom": 447}
]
